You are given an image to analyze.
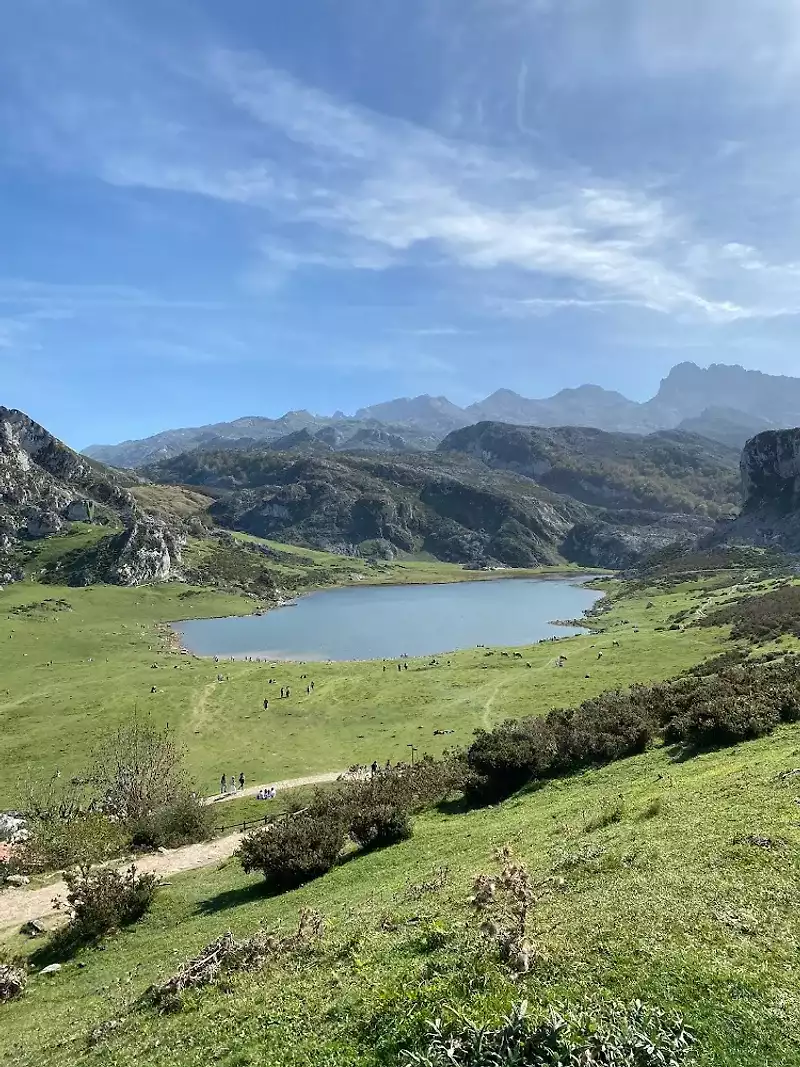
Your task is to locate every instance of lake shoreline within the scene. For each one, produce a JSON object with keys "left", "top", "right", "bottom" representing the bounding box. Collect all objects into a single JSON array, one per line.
[{"left": 171, "top": 575, "right": 606, "bottom": 662}]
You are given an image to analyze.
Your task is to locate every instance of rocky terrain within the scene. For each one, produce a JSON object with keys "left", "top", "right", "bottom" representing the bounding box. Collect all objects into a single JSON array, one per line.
[
  {"left": 0, "top": 407, "right": 183, "bottom": 585},
  {"left": 145, "top": 449, "right": 589, "bottom": 568},
  {"left": 84, "top": 361, "right": 800, "bottom": 467},
  {"left": 144, "top": 421, "right": 748, "bottom": 569},
  {"left": 713, "top": 429, "right": 800, "bottom": 553}
]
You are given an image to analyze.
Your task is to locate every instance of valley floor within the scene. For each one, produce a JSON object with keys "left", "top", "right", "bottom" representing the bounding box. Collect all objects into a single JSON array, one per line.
[{"left": 1, "top": 564, "right": 719, "bottom": 807}]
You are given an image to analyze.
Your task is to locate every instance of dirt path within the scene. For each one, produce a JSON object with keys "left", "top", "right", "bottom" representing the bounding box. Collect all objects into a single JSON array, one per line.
[
  {"left": 0, "top": 771, "right": 349, "bottom": 931},
  {"left": 208, "top": 770, "right": 348, "bottom": 804}
]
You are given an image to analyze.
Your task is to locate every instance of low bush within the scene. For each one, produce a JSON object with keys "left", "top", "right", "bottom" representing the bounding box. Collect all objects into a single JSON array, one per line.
[
  {"left": 127, "top": 792, "right": 215, "bottom": 851},
  {"left": 349, "top": 804, "right": 412, "bottom": 851},
  {"left": 48, "top": 864, "right": 158, "bottom": 957},
  {"left": 401, "top": 998, "right": 696, "bottom": 1067},
  {"left": 239, "top": 812, "right": 347, "bottom": 891}
]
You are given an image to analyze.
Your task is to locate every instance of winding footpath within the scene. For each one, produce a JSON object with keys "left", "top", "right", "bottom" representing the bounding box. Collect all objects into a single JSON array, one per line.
[{"left": 0, "top": 771, "right": 345, "bottom": 931}]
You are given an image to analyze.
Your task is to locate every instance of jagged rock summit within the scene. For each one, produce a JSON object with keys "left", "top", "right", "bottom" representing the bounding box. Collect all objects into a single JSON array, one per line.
[{"left": 0, "top": 406, "right": 182, "bottom": 585}]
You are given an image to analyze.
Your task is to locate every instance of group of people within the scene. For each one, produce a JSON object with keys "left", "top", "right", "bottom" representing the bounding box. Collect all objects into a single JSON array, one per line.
[
  {"left": 219, "top": 772, "right": 245, "bottom": 795},
  {"left": 256, "top": 786, "right": 278, "bottom": 800}
]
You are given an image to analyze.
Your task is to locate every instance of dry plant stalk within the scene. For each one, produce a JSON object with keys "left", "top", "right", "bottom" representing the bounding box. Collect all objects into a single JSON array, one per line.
[{"left": 470, "top": 845, "right": 541, "bottom": 976}]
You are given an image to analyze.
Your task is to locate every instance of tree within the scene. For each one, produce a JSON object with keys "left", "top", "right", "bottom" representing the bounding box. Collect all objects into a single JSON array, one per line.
[{"left": 89, "top": 716, "right": 190, "bottom": 821}]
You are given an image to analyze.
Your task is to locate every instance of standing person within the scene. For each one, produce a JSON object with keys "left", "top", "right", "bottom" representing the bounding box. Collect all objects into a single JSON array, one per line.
[
  {"left": 220, "top": 773, "right": 226, "bottom": 795},
  {"left": 263, "top": 698, "right": 269, "bottom": 710},
  {"left": 280, "top": 687, "right": 285, "bottom": 698},
  {"left": 371, "top": 760, "right": 378, "bottom": 777},
  {"left": 239, "top": 772, "right": 245, "bottom": 791},
  {"left": 286, "top": 687, "right": 291, "bottom": 698},
  {"left": 230, "top": 772, "right": 237, "bottom": 792}
]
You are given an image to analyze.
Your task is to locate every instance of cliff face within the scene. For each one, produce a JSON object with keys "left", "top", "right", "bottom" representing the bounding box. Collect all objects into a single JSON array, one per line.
[
  {"left": 0, "top": 407, "right": 182, "bottom": 585},
  {"left": 741, "top": 429, "right": 800, "bottom": 515},
  {"left": 712, "top": 429, "right": 800, "bottom": 554}
]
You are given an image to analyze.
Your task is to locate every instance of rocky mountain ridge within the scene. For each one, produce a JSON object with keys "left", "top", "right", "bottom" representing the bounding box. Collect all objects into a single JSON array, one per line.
[{"left": 82, "top": 361, "right": 800, "bottom": 468}]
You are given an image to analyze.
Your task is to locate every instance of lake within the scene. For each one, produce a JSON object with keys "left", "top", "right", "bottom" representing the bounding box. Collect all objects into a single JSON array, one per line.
[{"left": 173, "top": 577, "right": 603, "bottom": 662}]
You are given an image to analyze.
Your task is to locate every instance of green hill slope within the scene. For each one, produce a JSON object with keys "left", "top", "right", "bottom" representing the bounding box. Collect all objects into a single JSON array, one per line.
[{"left": 3, "top": 710, "right": 800, "bottom": 1066}]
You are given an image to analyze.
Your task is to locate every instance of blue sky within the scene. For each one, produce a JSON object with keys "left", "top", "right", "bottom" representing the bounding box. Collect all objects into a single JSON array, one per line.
[{"left": 3, "top": 0, "right": 800, "bottom": 448}]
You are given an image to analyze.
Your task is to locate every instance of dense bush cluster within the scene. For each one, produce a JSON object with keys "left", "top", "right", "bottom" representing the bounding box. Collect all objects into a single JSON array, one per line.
[
  {"left": 239, "top": 756, "right": 463, "bottom": 890},
  {"left": 698, "top": 584, "right": 800, "bottom": 643},
  {"left": 401, "top": 998, "right": 695, "bottom": 1067},
  {"left": 466, "top": 655, "right": 800, "bottom": 803}
]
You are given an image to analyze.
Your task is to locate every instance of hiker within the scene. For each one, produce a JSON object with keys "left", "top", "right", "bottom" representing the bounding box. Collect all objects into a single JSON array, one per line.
[
  {"left": 286, "top": 687, "right": 291, "bottom": 698},
  {"left": 239, "top": 772, "right": 245, "bottom": 791},
  {"left": 220, "top": 774, "right": 227, "bottom": 794},
  {"left": 398, "top": 663, "right": 402, "bottom": 672},
  {"left": 371, "top": 760, "right": 378, "bottom": 777},
  {"left": 403, "top": 663, "right": 408, "bottom": 671},
  {"left": 230, "top": 772, "right": 236, "bottom": 792},
  {"left": 310, "top": 681, "right": 314, "bottom": 691},
  {"left": 306, "top": 685, "right": 310, "bottom": 694},
  {"left": 280, "top": 687, "right": 285, "bottom": 698},
  {"left": 263, "top": 698, "right": 269, "bottom": 710}
]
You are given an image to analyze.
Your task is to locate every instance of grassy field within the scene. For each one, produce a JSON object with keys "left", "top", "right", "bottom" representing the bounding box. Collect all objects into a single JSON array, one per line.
[
  {"left": 3, "top": 712, "right": 800, "bottom": 1065},
  {"left": 0, "top": 563, "right": 732, "bottom": 806}
]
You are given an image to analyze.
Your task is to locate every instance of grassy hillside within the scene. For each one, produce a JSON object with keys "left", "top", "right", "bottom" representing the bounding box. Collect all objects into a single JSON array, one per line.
[{"left": 3, "top": 711, "right": 800, "bottom": 1065}]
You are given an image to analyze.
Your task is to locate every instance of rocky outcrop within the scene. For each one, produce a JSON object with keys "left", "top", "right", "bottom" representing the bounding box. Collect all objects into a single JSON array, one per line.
[
  {"left": 105, "top": 520, "right": 184, "bottom": 586},
  {"left": 711, "top": 429, "right": 800, "bottom": 554},
  {"left": 563, "top": 512, "right": 716, "bottom": 570},
  {"left": 741, "top": 429, "right": 800, "bottom": 515},
  {"left": 0, "top": 406, "right": 182, "bottom": 585}
]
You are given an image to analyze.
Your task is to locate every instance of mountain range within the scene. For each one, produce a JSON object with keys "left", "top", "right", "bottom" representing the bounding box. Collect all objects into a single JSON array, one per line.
[{"left": 84, "top": 362, "right": 798, "bottom": 467}]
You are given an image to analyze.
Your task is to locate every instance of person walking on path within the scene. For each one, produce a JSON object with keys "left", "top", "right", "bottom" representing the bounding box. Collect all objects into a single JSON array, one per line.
[
  {"left": 263, "top": 698, "right": 269, "bottom": 710},
  {"left": 239, "top": 772, "right": 245, "bottom": 791},
  {"left": 230, "top": 772, "right": 237, "bottom": 792},
  {"left": 280, "top": 687, "right": 285, "bottom": 698},
  {"left": 220, "top": 773, "right": 227, "bottom": 795},
  {"left": 371, "top": 760, "right": 378, "bottom": 777}
]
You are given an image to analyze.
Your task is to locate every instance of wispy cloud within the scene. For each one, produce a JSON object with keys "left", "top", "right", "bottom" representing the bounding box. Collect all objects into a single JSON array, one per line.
[{"left": 6, "top": 0, "right": 800, "bottom": 348}]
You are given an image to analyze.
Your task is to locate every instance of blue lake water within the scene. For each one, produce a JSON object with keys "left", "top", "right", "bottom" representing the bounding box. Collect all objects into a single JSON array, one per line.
[{"left": 173, "top": 578, "right": 602, "bottom": 662}]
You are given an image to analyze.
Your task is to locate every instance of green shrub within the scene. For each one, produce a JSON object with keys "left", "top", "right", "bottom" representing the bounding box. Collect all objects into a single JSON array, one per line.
[
  {"left": 239, "top": 812, "right": 347, "bottom": 891},
  {"left": 48, "top": 864, "right": 157, "bottom": 957},
  {"left": 349, "top": 804, "right": 412, "bottom": 851},
  {"left": 127, "top": 793, "right": 215, "bottom": 851},
  {"left": 401, "top": 999, "right": 695, "bottom": 1067}
]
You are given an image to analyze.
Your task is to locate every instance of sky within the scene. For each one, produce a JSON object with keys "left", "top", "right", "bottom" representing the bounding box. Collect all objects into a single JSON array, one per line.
[{"left": 3, "top": 0, "right": 800, "bottom": 448}]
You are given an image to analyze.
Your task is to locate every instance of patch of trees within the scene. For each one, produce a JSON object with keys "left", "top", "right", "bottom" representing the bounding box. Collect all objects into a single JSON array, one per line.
[{"left": 698, "top": 584, "right": 800, "bottom": 643}]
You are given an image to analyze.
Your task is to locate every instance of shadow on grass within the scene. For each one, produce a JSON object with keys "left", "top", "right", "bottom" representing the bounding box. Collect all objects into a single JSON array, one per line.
[{"left": 194, "top": 878, "right": 276, "bottom": 915}]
